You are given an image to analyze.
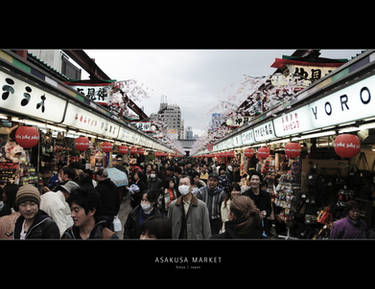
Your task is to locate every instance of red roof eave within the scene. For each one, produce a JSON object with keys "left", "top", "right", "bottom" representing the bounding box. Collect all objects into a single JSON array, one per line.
[{"left": 271, "top": 58, "right": 345, "bottom": 69}]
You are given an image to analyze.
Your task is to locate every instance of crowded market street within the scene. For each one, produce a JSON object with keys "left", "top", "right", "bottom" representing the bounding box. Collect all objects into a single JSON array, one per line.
[{"left": 1, "top": 48, "right": 375, "bottom": 241}]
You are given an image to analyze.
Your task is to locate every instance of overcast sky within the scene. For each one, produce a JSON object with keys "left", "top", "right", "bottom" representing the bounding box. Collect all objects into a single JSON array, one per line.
[{"left": 83, "top": 49, "right": 363, "bottom": 137}]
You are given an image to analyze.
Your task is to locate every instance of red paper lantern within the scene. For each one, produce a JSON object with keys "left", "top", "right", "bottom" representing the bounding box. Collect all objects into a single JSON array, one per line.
[
  {"left": 257, "top": 147, "right": 270, "bottom": 159},
  {"left": 334, "top": 134, "right": 360, "bottom": 158},
  {"left": 226, "top": 151, "right": 235, "bottom": 158},
  {"left": 118, "top": 145, "right": 129, "bottom": 154},
  {"left": 15, "top": 126, "right": 39, "bottom": 148},
  {"left": 74, "top": 137, "right": 90, "bottom": 151},
  {"left": 130, "top": 146, "right": 138, "bottom": 154},
  {"left": 137, "top": 148, "right": 145, "bottom": 155},
  {"left": 285, "top": 142, "right": 301, "bottom": 159},
  {"left": 101, "top": 142, "right": 113, "bottom": 153},
  {"left": 244, "top": 148, "right": 255, "bottom": 158}
]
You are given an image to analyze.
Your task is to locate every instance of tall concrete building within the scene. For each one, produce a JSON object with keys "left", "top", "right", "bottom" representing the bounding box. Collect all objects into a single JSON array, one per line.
[{"left": 158, "top": 99, "right": 183, "bottom": 140}]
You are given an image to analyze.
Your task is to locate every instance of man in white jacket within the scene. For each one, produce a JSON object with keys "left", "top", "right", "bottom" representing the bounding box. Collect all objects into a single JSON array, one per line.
[{"left": 40, "top": 181, "right": 79, "bottom": 237}]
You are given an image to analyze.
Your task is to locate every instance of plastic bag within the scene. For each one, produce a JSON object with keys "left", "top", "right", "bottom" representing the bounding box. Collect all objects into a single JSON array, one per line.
[{"left": 113, "top": 215, "right": 122, "bottom": 232}]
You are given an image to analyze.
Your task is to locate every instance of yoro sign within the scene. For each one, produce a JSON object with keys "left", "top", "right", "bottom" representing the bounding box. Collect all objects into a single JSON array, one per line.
[{"left": 308, "top": 74, "right": 375, "bottom": 128}]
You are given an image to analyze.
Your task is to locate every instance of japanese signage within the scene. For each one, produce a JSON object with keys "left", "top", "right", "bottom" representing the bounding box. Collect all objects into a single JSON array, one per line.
[
  {"left": 0, "top": 69, "right": 67, "bottom": 123},
  {"left": 273, "top": 106, "right": 314, "bottom": 137},
  {"left": 253, "top": 121, "right": 275, "bottom": 142},
  {"left": 68, "top": 83, "right": 111, "bottom": 106},
  {"left": 241, "top": 129, "right": 255, "bottom": 145},
  {"left": 287, "top": 64, "right": 334, "bottom": 84},
  {"left": 63, "top": 103, "right": 120, "bottom": 139},
  {"left": 132, "top": 121, "right": 156, "bottom": 133}
]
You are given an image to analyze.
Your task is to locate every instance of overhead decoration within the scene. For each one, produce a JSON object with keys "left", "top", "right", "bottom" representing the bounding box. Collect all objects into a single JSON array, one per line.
[
  {"left": 118, "top": 145, "right": 129, "bottom": 154},
  {"left": 333, "top": 134, "right": 360, "bottom": 158},
  {"left": 257, "top": 147, "right": 270, "bottom": 159},
  {"left": 244, "top": 148, "right": 255, "bottom": 158},
  {"left": 101, "top": 142, "right": 113, "bottom": 153},
  {"left": 284, "top": 142, "right": 301, "bottom": 159},
  {"left": 74, "top": 137, "right": 90, "bottom": 151},
  {"left": 15, "top": 126, "right": 40, "bottom": 148}
]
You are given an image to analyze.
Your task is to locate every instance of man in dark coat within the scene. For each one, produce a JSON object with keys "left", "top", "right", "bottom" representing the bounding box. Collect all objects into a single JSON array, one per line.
[{"left": 95, "top": 168, "right": 121, "bottom": 230}]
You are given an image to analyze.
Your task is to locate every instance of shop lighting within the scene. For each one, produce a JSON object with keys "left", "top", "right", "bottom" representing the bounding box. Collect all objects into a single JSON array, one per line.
[
  {"left": 359, "top": 122, "right": 375, "bottom": 130},
  {"left": 291, "top": 130, "right": 336, "bottom": 141},
  {"left": 338, "top": 126, "right": 361, "bottom": 134},
  {"left": 268, "top": 139, "right": 291, "bottom": 145},
  {"left": 0, "top": 114, "right": 8, "bottom": 120}
]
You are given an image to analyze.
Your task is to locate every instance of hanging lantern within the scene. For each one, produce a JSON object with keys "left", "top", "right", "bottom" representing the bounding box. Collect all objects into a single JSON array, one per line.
[
  {"left": 130, "top": 146, "right": 138, "bottom": 154},
  {"left": 118, "top": 145, "right": 129, "bottom": 154},
  {"left": 74, "top": 137, "right": 90, "bottom": 151},
  {"left": 334, "top": 134, "right": 360, "bottom": 158},
  {"left": 15, "top": 126, "right": 39, "bottom": 148},
  {"left": 137, "top": 148, "right": 145, "bottom": 155},
  {"left": 244, "top": 148, "right": 255, "bottom": 158},
  {"left": 227, "top": 151, "right": 235, "bottom": 158},
  {"left": 257, "top": 147, "right": 270, "bottom": 159},
  {"left": 101, "top": 142, "right": 113, "bottom": 153},
  {"left": 285, "top": 142, "right": 301, "bottom": 159}
]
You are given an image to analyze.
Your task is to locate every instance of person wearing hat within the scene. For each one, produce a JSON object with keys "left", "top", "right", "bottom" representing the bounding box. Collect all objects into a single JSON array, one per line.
[
  {"left": 39, "top": 181, "right": 80, "bottom": 237},
  {"left": 14, "top": 184, "right": 60, "bottom": 239}
]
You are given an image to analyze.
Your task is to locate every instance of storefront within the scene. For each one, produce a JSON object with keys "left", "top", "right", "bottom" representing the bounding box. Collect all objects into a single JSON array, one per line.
[
  {"left": 196, "top": 49, "right": 375, "bottom": 238},
  {"left": 0, "top": 49, "right": 174, "bottom": 187}
]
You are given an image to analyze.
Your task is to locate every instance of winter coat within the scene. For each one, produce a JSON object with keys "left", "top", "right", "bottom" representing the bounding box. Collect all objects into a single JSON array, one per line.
[
  {"left": 197, "top": 185, "right": 226, "bottom": 221},
  {"left": 40, "top": 190, "right": 73, "bottom": 237},
  {"left": 242, "top": 188, "right": 272, "bottom": 218},
  {"left": 210, "top": 219, "right": 263, "bottom": 239},
  {"left": 123, "top": 205, "right": 163, "bottom": 239},
  {"left": 147, "top": 177, "right": 163, "bottom": 194},
  {"left": 95, "top": 178, "right": 121, "bottom": 218},
  {"left": 330, "top": 216, "right": 368, "bottom": 239},
  {"left": 62, "top": 219, "right": 118, "bottom": 239},
  {"left": 168, "top": 194, "right": 211, "bottom": 239},
  {"left": 14, "top": 210, "right": 60, "bottom": 239}
]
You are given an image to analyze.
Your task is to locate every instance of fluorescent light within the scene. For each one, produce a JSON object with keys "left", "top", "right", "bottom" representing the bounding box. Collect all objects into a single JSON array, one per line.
[
  {"left": 291, "top": 130, "right": 336, "bottom": 141},
  {"left": 338, "top": 126, "right": 361, "bottom": 134}
]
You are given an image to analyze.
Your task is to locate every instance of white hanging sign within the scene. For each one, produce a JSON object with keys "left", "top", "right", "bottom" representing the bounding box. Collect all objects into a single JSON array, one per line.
[{"left": 0, "top": 69, "right": 67, "bottom": 123}]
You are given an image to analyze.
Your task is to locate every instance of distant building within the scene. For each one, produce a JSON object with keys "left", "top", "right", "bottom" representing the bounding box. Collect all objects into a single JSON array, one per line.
[
  {"left": 186, "top": 126, "right": 193, "bottom": 140},
  {"left": 157, "top": 100, "right": 183, "bottom": 139}
]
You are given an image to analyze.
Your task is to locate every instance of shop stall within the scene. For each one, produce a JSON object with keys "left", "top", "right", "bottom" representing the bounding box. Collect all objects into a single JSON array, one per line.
[
  {"left": 0, "top": 49, "right": 174, "bottom": 187},
  {"left": 201, "top": 49, "right": 375, "bottom": 239}
]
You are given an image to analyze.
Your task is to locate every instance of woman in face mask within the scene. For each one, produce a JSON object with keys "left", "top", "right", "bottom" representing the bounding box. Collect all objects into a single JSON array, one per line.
[{"left": 123, "top": 190, "right": 163, "bottom": 239}]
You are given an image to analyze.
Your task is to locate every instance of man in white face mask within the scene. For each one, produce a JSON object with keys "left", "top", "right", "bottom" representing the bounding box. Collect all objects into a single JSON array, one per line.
[{"left": 167, "top": 175, "right": 211, "bottom": 239}]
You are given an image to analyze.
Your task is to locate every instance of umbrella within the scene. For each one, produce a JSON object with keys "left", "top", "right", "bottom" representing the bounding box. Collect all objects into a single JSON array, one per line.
[{"left": 106, "top": 167, "right": 128, "bottom": 187}]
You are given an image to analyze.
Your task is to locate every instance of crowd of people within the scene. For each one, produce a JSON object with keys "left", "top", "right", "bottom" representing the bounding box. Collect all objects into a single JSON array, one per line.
[{"left": 0, "top": 155, "right": 370, "bottom": 240}]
